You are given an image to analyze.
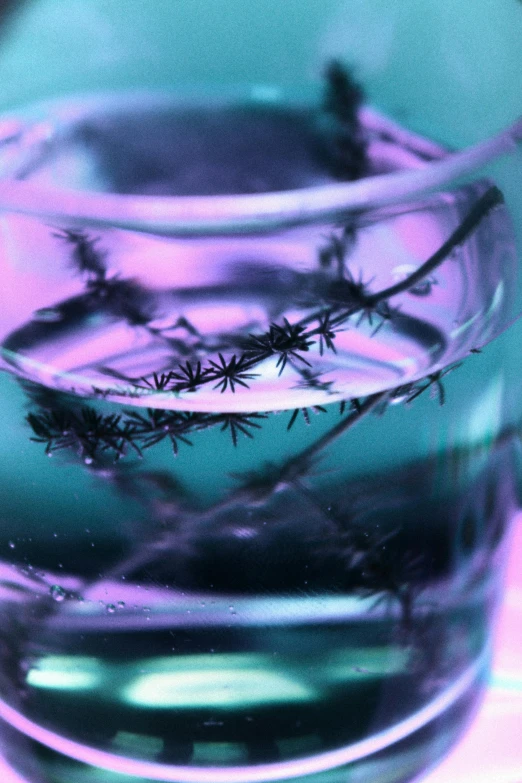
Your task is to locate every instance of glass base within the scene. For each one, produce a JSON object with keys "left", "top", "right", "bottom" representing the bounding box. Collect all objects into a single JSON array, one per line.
[{"left": 0, "top": 663, "right": 487, "bottom": 783}]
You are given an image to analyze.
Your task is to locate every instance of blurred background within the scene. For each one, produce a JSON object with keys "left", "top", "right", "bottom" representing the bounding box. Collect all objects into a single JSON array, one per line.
[{"left": 0, "top": 0, "right": 519, "bottom": 147}]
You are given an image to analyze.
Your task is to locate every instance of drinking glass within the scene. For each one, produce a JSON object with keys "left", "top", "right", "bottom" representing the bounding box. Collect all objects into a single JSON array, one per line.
[{"left": 0, "top": 3, "right": 521, "bottom": 782}]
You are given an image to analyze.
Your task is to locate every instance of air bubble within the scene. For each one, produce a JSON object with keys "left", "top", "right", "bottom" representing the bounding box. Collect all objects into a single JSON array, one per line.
[
  {"left": 8, "top": 541, "right": 15, "bottom": 549},
  {"left": 391, "top": 264, "right": 437, "bottom": 297},
  {"left": 50, "top": 585, "right": 66, "bottom": 602},
  {"left": 390, "top": 392, "right": 410, "bottom": 406},
  {"left": 409, "top": 277, "right": 436, "bottom": 296}
]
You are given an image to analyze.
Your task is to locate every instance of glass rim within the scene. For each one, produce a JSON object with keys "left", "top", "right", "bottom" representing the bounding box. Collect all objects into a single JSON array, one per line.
[{"left": 0, "top": 89, "right": 520, "bottom": 235}]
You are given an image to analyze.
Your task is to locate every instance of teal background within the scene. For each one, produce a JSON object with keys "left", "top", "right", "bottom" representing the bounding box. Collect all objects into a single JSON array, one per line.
[{"left": 0, "top": 0, "right": 520, "bottom": 146}]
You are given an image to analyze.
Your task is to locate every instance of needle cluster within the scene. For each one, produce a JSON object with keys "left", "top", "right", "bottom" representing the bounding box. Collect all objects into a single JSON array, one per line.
[
  {"left": 26, "top": 400, "right": 270, "bottom": 461},
  {"left": 128, "top": 185, "right": 499, "bottom": 399}
]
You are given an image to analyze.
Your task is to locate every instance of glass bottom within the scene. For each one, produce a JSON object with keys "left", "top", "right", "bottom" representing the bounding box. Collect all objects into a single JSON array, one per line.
[{"left": 0, "top": 655, "right": 488, "bottom": 783}]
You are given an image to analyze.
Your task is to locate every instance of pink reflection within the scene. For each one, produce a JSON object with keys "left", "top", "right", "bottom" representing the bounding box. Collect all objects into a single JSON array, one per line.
[{"left": 422, "top": 514, "right": 522, "bottom": 783}]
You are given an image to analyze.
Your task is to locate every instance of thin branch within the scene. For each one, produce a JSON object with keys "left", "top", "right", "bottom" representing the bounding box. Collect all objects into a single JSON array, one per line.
[{"left": 365, "top": 186, "right": 503, "bottom": 305}]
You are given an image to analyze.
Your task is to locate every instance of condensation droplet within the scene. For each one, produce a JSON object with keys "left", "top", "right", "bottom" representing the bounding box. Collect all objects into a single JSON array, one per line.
[
  {"left": 106, "top": 604, "right": 116, "bottom": 614},
  {"left": 50, "top": 585, "right": 66, "bottom": 602},
  {"left": 117, "top": 601, "right": 125, "bottom": 609},
  {"left": 8, "top": 541, "right": 15, "bottom": 549}
]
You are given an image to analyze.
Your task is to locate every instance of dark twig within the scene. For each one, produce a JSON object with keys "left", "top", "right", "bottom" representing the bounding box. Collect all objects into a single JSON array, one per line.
[{"left": 364, "top": 186, "right": 504, "bottom": 306}]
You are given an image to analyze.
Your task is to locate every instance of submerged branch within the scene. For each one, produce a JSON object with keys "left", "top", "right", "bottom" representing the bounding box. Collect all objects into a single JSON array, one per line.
[{"left": 365, "top": 185, "right": 504, "bottom": 305}]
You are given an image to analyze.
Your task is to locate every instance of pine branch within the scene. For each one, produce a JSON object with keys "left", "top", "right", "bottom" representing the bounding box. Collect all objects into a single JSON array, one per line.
[
  {"left": 26, "top": 407, "right": 139, "bottom": 463},
  {"left": 321, "top": 60, "right": 368, "bottom": 180},
  {"left": 123, "top": 185, "right": 499, "bottom": 400},
  {"left": 123, "top": 409, "right": 199, "bottom": 455},
  {"left": 214, "top": 412, "right": 268, "bottom": 447},
  {"left": 206, "top": 353, "right": 260, "bottom": 393},
  {"left": 244, "top": 319, "right": 314, "bottom": 375},
  {"left": 287, "top": 406, "right": 327, "bottom": 431},
  {"left": 53, "top": 229, "right": 107, "bottom": 279}
]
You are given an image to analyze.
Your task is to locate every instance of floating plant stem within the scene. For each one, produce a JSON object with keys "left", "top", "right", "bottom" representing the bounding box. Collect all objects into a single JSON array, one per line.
[
  {"left": 9, "top": 182, "right": 499, "bottom": 418},
  {"left": 25, "top": 359, "right": 463, "bottom": 465},
  {"left": 127, "top": 186, "right": 499, "bottom": 399}
]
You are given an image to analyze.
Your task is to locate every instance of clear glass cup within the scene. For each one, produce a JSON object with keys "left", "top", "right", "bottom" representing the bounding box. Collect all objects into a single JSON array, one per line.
[{"left": 0, "top": 3, "right": 521, "bottom": 783}]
